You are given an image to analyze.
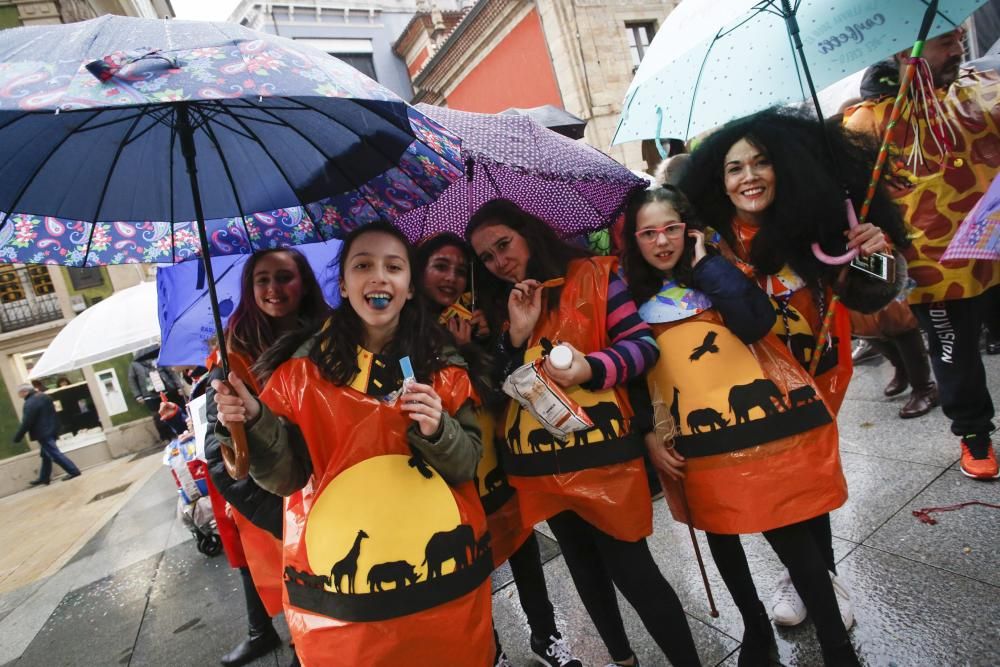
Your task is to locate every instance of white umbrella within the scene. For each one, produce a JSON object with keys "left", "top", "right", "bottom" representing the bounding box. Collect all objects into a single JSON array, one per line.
[{"left": 29, "top": 280, "right": 159, "bottom": 379}]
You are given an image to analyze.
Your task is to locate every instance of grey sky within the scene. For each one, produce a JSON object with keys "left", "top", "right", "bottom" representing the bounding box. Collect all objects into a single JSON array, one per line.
[{"left": 171, "top": 0, "right": 241, "bottom": 21}]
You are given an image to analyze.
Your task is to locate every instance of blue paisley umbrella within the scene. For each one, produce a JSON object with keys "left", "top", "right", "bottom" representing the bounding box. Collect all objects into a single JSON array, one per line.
[{"left": 0, "top": 15, "right": 463, "bottom": 477}]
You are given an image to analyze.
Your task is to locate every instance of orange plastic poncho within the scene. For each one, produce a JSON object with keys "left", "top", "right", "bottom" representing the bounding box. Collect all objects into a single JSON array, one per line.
[
  {"left": 474, "top": 409, "right": 533, "bottom": 567},
  {"left": 640, "top": 282, "right": 847, "bottom": 535},
  {"left": 844, "top": 69, "right": 1000, "bottom": 305},
  {"left": 261, "top": 350, "right": 493, "bottom": 667},
  {"left": 724, "top": 222, "right": 853, "bottom": 414},
  {"left": 501, "top": 256, "right": 652, "bottom": 542},
  {"left": 205, "top": 349, "right": 284, "bottom": 616}
]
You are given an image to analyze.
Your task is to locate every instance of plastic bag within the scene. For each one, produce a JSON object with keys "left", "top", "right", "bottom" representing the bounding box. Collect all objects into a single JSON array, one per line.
[{"left": 502, "top": 358, "right": 593, "bottom": 441}]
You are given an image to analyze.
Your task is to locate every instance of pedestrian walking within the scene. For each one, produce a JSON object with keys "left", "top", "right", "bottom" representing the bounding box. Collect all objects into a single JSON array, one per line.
[{"left": 14, "top": 383, "right": 81, "bottom": 485}]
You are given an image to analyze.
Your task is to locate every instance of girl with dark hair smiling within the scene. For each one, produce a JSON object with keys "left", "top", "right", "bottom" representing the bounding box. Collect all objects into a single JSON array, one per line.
[
  {"left": 623, "top": 186, "right": 856, "bottom": 666},
  {"left": 681, "top": 107, "right": 906, "bottom": 653},
  {"left": 415, "top": 233, "right": 582, "bottom": 667},
  {"left": 467, "top": 198, "right": 700, "bottom": 667},
  {"left": 203, "top": 247, "right": 328, "bottom": 667},
  {"left": 212, "top": 222, "right": 493, "bottom": 665}
]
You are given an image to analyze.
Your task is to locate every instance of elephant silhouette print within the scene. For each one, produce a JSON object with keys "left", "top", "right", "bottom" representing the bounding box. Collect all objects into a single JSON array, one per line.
[
  {"left": 483, "top": 464, "right": 507, "bottom": 493},
  {"left": 687, "top": 407, "right": 729, "bottom": 433},
  {"left": 689, "top": 331, "right": 720, "bottom": 361},
  {"left": 285, "top": 566, "right": 329, "bottom": 589},
  {"left": 331, "top": 529, "right": 369, "bottom": 594},
  {"left": 787, "top": 385, "right": 818, "bottom": 407},
  {"left": 423, "top": 524, "right": 476, "bottom": 579},
  {"left": 366, "top": 561, "right": 421, "bottom": 592},
  {"left": 573, "top": 401, "right": 624, "bottom": 446},
  {"left": 728, "top": 379, "right": 789, "bottom": 425},
  {"left": 527, "top": 428, "right": 558, "bottom": 453}
]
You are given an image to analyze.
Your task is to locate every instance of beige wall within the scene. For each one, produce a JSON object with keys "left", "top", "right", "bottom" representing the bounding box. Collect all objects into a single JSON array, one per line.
[{"left": 536, "top": 0, "right": 676, "bottom": 172}]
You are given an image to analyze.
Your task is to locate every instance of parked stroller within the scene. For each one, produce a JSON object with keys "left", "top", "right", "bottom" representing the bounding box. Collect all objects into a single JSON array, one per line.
[{"left": 164, "top": 435, "right": 222, "bottom": 557}]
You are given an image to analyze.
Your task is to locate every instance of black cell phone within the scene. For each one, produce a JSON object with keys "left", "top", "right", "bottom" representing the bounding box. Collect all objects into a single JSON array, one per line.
[{"left": 850, "top": 252, "right": 894, "bottom": 282}]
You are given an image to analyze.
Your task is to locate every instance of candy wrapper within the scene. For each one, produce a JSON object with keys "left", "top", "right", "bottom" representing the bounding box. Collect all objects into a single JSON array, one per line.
[{"left": 502, "top": 358, "right": 593, "bottom": 442}]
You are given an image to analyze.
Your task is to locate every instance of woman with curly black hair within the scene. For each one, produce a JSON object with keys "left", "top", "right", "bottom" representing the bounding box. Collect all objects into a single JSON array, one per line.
[{"left": 680, "top": 107, "right": 906, "bottom": 657}]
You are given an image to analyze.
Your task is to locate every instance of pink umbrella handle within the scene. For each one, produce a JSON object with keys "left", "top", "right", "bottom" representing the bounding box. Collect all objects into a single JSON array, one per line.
[{"left": 811, "top": 199, "right": 859, "bottom": 265}]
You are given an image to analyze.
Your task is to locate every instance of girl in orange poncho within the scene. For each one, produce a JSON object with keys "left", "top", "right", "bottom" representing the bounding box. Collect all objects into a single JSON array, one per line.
[
  {"left": 213, "top": 222, "right": 492, "bottom": 666},
  {"left": 680, "top": 108, "right": 907, "bottom": 640},
  {"left": 468, "top": 199, "right": 701, "bottom": 667},
  {"left": 415, "top": 233, "right": 582, "bottom": 667},
  {"left": 624, "top": 186, "right": 854, "bottom": 667},
  {"left": 203, "top": 248, "right": 329, "bottom": 667}
]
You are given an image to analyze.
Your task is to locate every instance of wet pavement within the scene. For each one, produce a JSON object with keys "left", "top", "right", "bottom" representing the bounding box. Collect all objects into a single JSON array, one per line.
[{"left": 0, "top": 351, "right": 997, "bottom": 666}]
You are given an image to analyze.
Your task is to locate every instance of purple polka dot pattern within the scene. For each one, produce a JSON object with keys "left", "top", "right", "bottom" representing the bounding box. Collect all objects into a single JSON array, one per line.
[{"left": 393, "top": 105, "right": 647, "bottom": 242}]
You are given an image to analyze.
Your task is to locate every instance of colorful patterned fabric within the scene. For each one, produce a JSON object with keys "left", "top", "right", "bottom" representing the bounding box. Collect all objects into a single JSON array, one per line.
[
  {"left": 638, "top": 278, "right": 713, "bottom": 324},
  {"left": 943, "top": 171, "right": 1000, "bottom": 261},
  {"left": 844, "top": 69, "right": 1000, "bottom": 303},
  {"left": 0, "top": 16, "right": 463, "bottom": 267},
  {"left": 585, "top": 273, "right": 659, "bottom": 390}
]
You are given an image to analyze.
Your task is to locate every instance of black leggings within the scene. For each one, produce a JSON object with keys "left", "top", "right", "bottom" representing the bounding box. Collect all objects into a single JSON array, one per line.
[
  {"left": 706, "top": 519, "right": 848, "bottom": 653},
  {"left": 493, "top": 531, "right": 559, "bottom": 655},
  {"left": 546, "top": 511, "right": 701, "bottom": 666}
]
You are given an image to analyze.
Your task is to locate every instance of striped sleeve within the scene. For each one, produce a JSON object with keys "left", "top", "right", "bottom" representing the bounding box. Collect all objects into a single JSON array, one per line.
[{"left": 583, "top": 273, "right": 659, "bottom": 390}]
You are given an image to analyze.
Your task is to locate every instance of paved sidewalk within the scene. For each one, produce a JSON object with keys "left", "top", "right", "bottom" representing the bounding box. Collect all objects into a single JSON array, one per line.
[{"left": 0, "top": 352, "right": 997, "bottom": 666}]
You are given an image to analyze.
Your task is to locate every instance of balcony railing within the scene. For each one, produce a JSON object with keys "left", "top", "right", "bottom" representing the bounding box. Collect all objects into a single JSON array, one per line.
[{"left": 0, "top": 292, "right": 63, "bottom": 332}]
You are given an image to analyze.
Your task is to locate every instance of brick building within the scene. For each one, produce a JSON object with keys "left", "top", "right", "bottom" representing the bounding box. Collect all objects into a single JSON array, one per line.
[{"left": 395, "top": 0, "right": 677, "bottom": 171}]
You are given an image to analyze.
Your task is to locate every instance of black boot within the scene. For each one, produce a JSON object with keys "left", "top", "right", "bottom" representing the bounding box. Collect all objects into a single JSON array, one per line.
[
  {"left": 222, "top": 568, "right": 280, "bottom": 666},
  {"left": 737, "top": 603, "right": 777, "bottom": 667},
  {"left": 893, "top": 329, "right": 938, "bottom": 419},
  {"left": 872, "top": 339, "right": 907, "bottom": 396},
  {"left": 220, "top": 626, "right": 280, "bottom": 666}
]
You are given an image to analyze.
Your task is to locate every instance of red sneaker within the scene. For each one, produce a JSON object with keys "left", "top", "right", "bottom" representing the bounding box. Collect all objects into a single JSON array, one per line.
[{"left": 960, "top": 441, "right": 999, "bottom": 480}]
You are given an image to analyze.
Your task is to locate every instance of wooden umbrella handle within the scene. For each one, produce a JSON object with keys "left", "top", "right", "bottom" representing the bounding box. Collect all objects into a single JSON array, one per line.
[{"left": 220, "top": 380, "right": 250, "bottom": 480}]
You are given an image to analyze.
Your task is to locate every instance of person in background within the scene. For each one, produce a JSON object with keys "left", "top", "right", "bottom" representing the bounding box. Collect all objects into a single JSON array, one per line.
[
  {"left": 127, "top": 345, "right": 187, "bottom": 443},
  {"left": 14, "top": 383, "right": 81, "bottom": 486},
  {"left": 844, "top": 28, "right": 1000, "bottom": 479}
]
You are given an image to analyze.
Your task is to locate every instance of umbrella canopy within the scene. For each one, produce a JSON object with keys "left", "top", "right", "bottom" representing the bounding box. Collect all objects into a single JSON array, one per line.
[
  {"left": 28, "top": 280, "right": 158, "bottom": 379},
  {"left": 156, "top": 240, "right": 343, "bottom": 366},
  {"left": 0, "top": 15, "right": 463, "bottom": 265},
  {"left": 500, "top": 105, "right": 588, "bottom": 139},
  {"left": 399, "top": 104, "right": 646, "bottom": 241},
  {"left": 613, "top": 0, "right": 988, "bottom": 143},
  {"left": 943, "top": 171, "right": 1000, "bottom": 261}
]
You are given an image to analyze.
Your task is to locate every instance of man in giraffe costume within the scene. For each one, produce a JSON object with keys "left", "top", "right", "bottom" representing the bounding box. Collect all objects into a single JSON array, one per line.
[{"left": 846, "top": 28, "right": 1000, "bottom": 480}]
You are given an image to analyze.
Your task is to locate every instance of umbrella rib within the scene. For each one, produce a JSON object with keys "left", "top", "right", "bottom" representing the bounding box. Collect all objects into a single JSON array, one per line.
[
  {"left": 208, "top": 101, "right": 329, "bottom": 247},
  {"left": 72, "top": 110, "right": 147, "bottom": 134},
  {"left": 238, "top": 97, "right": 395, "bottom": 224},
  {"left": 81, "top": 106, "right": 150, "bottom": 267},
  {"left": 168, "top": 118, "right": 177, "bottom": 262},
  {"left": 196, "top": 108, "right": 260, "bottom": 251},
  {"left": 0, "top": 109, "right": 101, "bottom": 236},
  {"left": 684, "top": 30, "right": 724, "bottom": 139}
]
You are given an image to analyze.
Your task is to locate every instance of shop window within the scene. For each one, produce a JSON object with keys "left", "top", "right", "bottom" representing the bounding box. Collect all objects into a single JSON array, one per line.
[{"left": 67, "top": 267, "right": 105, "bottom": 290}]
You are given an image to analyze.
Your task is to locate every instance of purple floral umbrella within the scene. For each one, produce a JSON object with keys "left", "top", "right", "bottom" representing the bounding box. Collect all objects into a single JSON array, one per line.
[
  {"left": 397, "top": 104, "right": 647, "bottom": 242},
  {"left": 0, "top": 15, "right": 463, "bottom": 478}
]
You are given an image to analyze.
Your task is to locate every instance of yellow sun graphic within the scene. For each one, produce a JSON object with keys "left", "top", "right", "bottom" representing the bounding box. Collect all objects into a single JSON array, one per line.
[{"left": 305, "top": 454, "right": 462, "bottom": 592}]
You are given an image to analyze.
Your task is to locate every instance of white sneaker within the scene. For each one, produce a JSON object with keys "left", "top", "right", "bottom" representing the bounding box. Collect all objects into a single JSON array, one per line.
[
  {"left": 770, "top": 570, "right": 807, "bottom": 626},
  {"left": 830, "top": 572, "right": 855, "bottom": 631}
]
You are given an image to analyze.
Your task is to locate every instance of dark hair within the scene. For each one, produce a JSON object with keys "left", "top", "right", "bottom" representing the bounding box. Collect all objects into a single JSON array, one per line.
[
  {"left": 679, "top": 107, "right": 908, "bottom": 285},
  {"left": 226, "top": 247, "right": 329, "bottom": 362},
  {"left": 414, "top": 232, "right": 471, "bottom": 309},
  {"left": 464, "top": 198, "right": 591, "bottom": 329},
  {"left": 623, "top": 186, "right": 704, "bottom": 305},
  {"left": 303, "top": 221, "right": 454, "bottom": 387}
]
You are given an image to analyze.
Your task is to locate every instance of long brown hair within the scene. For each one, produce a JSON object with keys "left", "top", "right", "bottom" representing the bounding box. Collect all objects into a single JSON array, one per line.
[
  {"left": 465, "top": 199, "right": 591, "bottom": 334},
  {"left": 225, "top": 248, "right": 329, "bottom": 362},
  {"left": 308, "top": 222, "right": 454, "bottom": 387}
]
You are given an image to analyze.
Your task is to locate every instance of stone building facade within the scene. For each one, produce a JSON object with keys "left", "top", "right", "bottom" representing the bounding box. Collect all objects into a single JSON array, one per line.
[{"left": 397, "top": 0, "right": 676, "bottom": 171}]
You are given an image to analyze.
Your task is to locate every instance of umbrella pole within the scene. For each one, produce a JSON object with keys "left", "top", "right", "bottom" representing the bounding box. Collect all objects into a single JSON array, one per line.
[{"left": 177, "top": 103, "right": 250, "bottom": 480}]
